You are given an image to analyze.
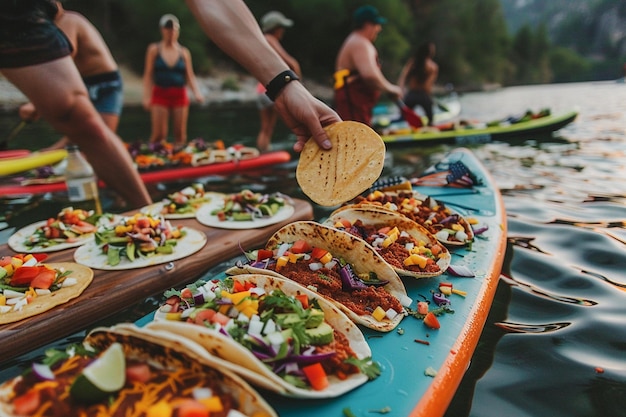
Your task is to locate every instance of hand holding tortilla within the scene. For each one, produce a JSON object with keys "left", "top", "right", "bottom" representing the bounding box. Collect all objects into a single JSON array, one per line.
[
  {"left": 0, "top": 253, "right": 93, "bottom": 324},
  {"left": 0, "top": 325, "right": 277, "bottom": 417},
  {"left": 227, "top": 221, "right": 411, "bottom": 332},
  {"left": 74, "top": 212, "right": 207, "bottom": 270},
  {"left": 296, "top": 121, "right": 385, "bottom": 206},
  {"left": 349, "top": 190, "right": 475, "bottom": 245},
  {"left": 8, "top": 207, "right": 101, "bottom": 253},
  {"left": 149, "top": 273, "right": 378, "bottom": 398},
  {"left": 325, "top": 207, "right": 451, "bottom": 278}
]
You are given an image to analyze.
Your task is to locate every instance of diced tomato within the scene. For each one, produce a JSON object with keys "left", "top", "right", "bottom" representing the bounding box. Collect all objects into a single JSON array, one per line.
[
  {"left": 194, "top": 309, "right": 215, "bottom": 325},
  {"left": 126, "top": 363, "right": 152, "bottom": 383},
  {"left": 295, "top": 294, "right": 309, "bottom": 309},
  {"left": 290, "top": 239, "right": 312, "bottom": 254},
  {"left": 377, "top": 226, "right": 392, "bottom": 235},
  {"left": 30, "top": 268, "right": 56, "bottom": 290},
  {"left": 136, "top": 218, "right": 151, "bottom": 229},
  {"left": 177, "top": 399, "right": 209, "bottom": 417},
  {"left": 0, "top": 256, "right": 12, "bottom": 267},
  {"left": 13, "top": 389, "right": 41, "bottom": 415},
  {"left": 212, "top": 311, "right": 230, "bottom": 326},
  {"left": 46, "top": 218, "right": 55, "bottom": 227},
  {"left": 32, "top": 253, "right": 48, "bottom": 262},
  {"left": 302, "top": 363, "right": 329, "bottom": 390},
  {"left": 339, "top": 218, "right": 352, "bottom": 228},
  {"left": 256, "top": 249, "right": 274, "bottom": 261},
  {"left": 310, "top": 247, "right": 328, "bottom": 260},
  {"left": 180, "top": 288, "right": 193, "bottom": 299},
  {"left": 424, "top": 312, "right": 441, "bottom": 329},
  {"left": 9, "top": 266, "right": 42, "bottom": 286},
  {"left": 232, "top": 280, "right": 246, "bottom": 293}
]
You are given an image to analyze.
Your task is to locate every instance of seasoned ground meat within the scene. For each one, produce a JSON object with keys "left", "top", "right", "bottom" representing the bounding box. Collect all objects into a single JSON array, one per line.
[{"left": 272, "top": 261, "right": 403, "bottom": 316}]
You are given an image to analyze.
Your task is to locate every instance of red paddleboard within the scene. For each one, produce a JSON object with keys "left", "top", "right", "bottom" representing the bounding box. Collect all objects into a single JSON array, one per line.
[
  {"left": 0, "top": 151, "right": 291, "bottom": 196},
  {"left": 0, "top": 149, "right": 30, "bottom": 159}
]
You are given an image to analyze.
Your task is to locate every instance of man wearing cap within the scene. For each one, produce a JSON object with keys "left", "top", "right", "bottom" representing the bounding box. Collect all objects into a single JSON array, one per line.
[
  {"left": 255, "top": 11, "right": 301, "bottom": 152},
  {"left": 334, "top": 5, "right": 402, "bottom": 126}
]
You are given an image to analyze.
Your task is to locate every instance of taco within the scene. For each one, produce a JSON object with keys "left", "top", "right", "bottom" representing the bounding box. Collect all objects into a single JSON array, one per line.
[
  {"left": 0, "top": 325, "right": 277, "bottom": 417},
  {"left": 347, "top": 189, "right": 475, "bottom": 246},
  {"left": 227, "top": 221, "right": 411, "bottom": 332},
  {"left": 0, "top": 253, "right": 93, "bottom": 324},
  {"left": 325, "top": 207, "right": 451, "bottom": 278},
  {"left": 148, "top": 273, "right": 379, "bottom": 398}
]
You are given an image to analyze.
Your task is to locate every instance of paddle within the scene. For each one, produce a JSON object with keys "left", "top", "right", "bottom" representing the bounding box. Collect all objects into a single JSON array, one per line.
[
  {"left": 395, "top": 99, "right": 423, "bottom": 129},
  {"left": 0, "top": 120, "right": 28, "bottom": 150}
]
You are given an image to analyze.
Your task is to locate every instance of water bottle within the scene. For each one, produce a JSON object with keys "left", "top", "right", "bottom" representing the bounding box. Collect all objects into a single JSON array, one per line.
[{"left": 64, "top": 144, "right": 102, "bottom": 214}]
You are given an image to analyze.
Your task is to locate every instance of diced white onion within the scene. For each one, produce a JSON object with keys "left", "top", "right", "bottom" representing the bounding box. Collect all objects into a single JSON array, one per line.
[
  {"left": 35, "top": 289, "right": 51, "bottom": 296},
  {"left": 6, "top": 297, "right": 24, "bottom": 305},
  {"left": 308, "top": 262, "right": 323, "bottom": 271},
  {"left": 248, "top": 319, "right": 263, "bottom": 337},
  {"left": 307, "top": 285, "right": 318, "bottom": 292},
  {"left": 192, "top": 387, "right": 213, "bottom": 400},
  {"left": 249, "top": 287, "right": 266, "bottom": 296},
  {"left": 435, "top": 231, "right": 450, "bottom": 241},
  {"left": 399, "top": 294, "right": 413, "bottom": 307},
  {"left": 455, "top": 231, "right": 468, "bottom": 241},
  {"left": 23, "top": 258, "right": 38, "bottom": 267},
  {"left": 3, "top": 289, "right": 24, "bottom": 299},
  {"left": 276, "top": 243, "right": 290, "bottom": 257},
  {"left": 14, "top": 298, "right": 27, "bottom": 311},
  {"left": 181, "top": 308, "right": 194, "bottom": 319},
  {"left": 400, "top": 231, "right": 410, "bottom": 237},
  {"left": 0, "top": 306, "right": 12, "bottom": 314},
  {"left": 385, "top": 308, "right": 399, "bottom": 320},
  {"left": 236, "top": 312, "right": 250, "bottom": 323},
  {"left": 405, "top": 242, "right": 415, "bottom": 251},
  {"left": 263, "top": 318, "right": 276, "bottom": 335},
  {"left": 324, "top": 260, "right": 337, "bottom": 269},
  {"left": 62, "top": 278, "right": 77, "bottom": 287},
  {"left": 266, "top": 331, "right": 284, "bottom": 345}
]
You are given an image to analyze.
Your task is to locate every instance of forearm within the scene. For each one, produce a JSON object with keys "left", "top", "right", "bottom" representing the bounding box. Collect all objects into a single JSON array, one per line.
[{"left": 186, "top": 0, "right": 288, "bottom": 84}]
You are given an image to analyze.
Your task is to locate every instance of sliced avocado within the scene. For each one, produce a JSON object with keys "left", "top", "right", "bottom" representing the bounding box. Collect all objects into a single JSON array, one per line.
[
  {"left": 275, "top": 312, "right": 301, "bottom": 328},
  {"left": 305, "top": 308, "right": 325, "bottom": 328},
  {"left": 232, "top": 212, "right": 253, "bottom": 221},
  {"left": 126, "top": 242, "right": 136, "bottom": 261},
  {"left": 107, "top": 247, "right": 121, "bottom": 266},
  {"left": 156, "top": 245, "right": 173, "bottom": 254},
  {"left": 305, "top": 322, "right": 334, "bottom": 345}
]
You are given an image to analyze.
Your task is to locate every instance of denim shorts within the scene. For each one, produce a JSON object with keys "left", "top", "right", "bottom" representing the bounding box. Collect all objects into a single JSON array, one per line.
[{"left": 83, "top": 71, "right": 124, "bottom": 115}]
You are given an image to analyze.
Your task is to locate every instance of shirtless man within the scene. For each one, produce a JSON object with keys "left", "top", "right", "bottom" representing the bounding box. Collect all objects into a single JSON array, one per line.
[
  {"left": 333, "top": 5, "right": 402, "bottom": 126},
  {"left": 19, "top": 1, "right": 123, "bottom": 150},
  {"left": 398, "top": 41, "right": 439, "bottom": 126}
]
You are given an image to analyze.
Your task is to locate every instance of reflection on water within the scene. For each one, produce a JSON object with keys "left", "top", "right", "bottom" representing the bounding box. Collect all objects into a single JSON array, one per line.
[{"left": 2, "top": 82, "right": 626, "bottom": 416}]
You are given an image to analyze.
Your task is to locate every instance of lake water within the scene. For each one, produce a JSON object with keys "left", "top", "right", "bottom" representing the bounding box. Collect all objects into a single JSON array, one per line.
[{"left": 1, "top": 81, "right": 625, "bottom": 417}]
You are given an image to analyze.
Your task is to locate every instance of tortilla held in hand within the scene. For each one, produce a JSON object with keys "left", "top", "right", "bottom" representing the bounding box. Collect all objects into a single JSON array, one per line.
[{"left": 296, "top": 121, "right": 385, "bottom": 206}]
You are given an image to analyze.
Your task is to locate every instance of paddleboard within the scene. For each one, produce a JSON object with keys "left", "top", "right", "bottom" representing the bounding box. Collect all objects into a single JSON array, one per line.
[
  {"left": 0, "top": 150, "right": 291, "bottom": 196},
  {"left": 134, "top": 147, "right": 507, "bottom": 417},
  {"left": 382, "top": 110, "right": 577, "bottom": 146},
  {"left": 0, "top": 149, "right": 67, "bottom": 177},
  {"left": 0, "top": 149, "right": 30, "bottom": 159}
]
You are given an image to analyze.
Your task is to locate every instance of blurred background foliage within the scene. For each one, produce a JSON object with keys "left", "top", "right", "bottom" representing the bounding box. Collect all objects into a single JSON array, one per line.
[{"left": 64, "top": 0, "right": 626, "bottom": 91}]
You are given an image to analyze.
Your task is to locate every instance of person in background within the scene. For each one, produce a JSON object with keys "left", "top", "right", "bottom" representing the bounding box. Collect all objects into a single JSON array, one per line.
[
  {"left": 143, "top": 13, "right": 204, "bottom": 147},
  {"left": 333, "top": 5, "right": 402, "bottom": 126},
  {"left": 186, "top": 0, "right": 338, "bottom": 152},
  {"left": 0, "top": 0, "right": 151, "bottom": 209},
  {"left": 18, "top": 0, "right": 124, "bottom": 151},
  {"left": 398, "top": 41, "right": 439, "bottom": 126},
  {"left": 255, "top": 11, "right": 301, "bottom": 153}
]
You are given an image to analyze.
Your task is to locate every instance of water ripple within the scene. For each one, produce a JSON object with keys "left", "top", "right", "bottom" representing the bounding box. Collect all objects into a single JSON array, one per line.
[{"left": 494, "top": 320, "right": 571, "bottom": 334}]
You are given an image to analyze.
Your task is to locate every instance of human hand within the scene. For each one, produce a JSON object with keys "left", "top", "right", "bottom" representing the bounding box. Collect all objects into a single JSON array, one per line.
[
  {"left": 18, "top": 102, "right": 39, "bottom": 122},
  {"left": 273, "top": 82, "right": 341, "bottom": 152},
  {"left": 388, "top": 85, "right": 403, "bottom": 101},
  {"left": 142, "top": 97, "right": 151, "bottom": 111}
]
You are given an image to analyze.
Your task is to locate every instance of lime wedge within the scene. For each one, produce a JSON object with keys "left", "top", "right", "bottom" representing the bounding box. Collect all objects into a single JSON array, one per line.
[{"left": 70, "top": 342, "right": 126, "bottom": 404}]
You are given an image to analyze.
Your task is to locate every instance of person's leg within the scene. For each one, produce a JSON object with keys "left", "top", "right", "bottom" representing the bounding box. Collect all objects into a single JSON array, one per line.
[
  {"left": 1, "top": 58, "right": 151, "bottom": 208},
  {"left": 100, "top": 113, "right": 120, "bottom": 132},
  {"left": 171, "top": 106, "right": 189, "bottom": 146},
  {"left": 149, "top": 105, "right": 169, "bottom": 143},
  {"left": 256, "top": 106, "right": 276, "bottom": 152}
]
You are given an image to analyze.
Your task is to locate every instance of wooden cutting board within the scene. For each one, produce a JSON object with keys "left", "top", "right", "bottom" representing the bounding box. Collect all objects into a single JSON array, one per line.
[{"left": 0, "top": 198, "right": 313, "bottom": 365}]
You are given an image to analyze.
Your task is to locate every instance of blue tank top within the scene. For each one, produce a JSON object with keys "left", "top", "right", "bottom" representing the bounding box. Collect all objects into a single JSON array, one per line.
[{"left": 153, "top": 49, "right": 186, "bottom": 88}]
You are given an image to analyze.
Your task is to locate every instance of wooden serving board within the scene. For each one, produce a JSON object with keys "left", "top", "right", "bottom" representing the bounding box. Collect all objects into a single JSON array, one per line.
[{"left": 0, "top": 198, "right": 313, "bottom": 366}]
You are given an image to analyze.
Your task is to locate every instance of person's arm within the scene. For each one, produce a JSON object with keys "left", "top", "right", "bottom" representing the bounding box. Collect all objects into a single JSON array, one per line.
[
  {"left": 182, "top": 47, "right": 205, "bottom": 103},
  {"left": 397, "top": 58, "right": 413, "bottom": 94},
  {"left": 354, "top": 40, "right": 402, "bottom": 99},
  {"left": 185, "top": 0, "right": 338, "bottom": 151},
  {"left": 266, "top": 35, "right": 301, "bottom": 77},
  {"left": 142, "top": 44, "right": 157, "bottom": 111}
]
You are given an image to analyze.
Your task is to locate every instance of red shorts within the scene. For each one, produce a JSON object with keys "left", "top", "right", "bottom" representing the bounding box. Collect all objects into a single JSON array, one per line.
[{"left": 150, "top": 86, "right": 189, "bottom": 108}]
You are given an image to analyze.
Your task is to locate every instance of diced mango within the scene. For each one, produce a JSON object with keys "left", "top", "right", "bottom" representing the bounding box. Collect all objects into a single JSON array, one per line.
[
  {"left": 319, "top": 252, "right": 333, "bottom": 265},
  {"left": 229, "top": 291, "right": 251, "bottom": 305},
  {"left": 276, "top": 256, "right": 289, "bottom": 269},
  {"left": 146, "top": 401, "right": 173, "bottom": 417},
  {"left": 372, "top": 306, "right": 386, "bottom": 322},
  {"left": 404, "top": 254, "right": 428, "bottom": 269},
  {"left": 451, "top": 224, "right": 464, "bottom": 232}
]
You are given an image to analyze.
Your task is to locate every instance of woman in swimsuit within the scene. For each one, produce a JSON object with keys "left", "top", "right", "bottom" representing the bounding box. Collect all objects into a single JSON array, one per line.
[{"left": 143, "top": 14, "right": 204, "bottom": 146}]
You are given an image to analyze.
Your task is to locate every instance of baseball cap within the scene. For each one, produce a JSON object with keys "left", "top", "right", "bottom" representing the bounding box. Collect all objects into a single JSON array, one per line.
[
  {"left": 159, "top": 14, "right": 180, "bottom": 30},
  {"left": 261, "top": 11, "right": 293, "bottom": 32},
  {"left": 353, "top": 5, "right": 387, "bottom": 26}
]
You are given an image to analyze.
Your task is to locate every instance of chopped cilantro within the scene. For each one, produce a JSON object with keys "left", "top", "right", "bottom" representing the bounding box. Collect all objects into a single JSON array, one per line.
[{"left": 344, "top": 356, "right": 381, "bottom": 380}]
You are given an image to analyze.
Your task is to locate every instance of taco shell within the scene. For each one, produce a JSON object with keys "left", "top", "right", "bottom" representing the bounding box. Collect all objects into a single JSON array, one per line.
[
  {"left": 325, "top": 207, "right": 451, "bottom": 278},
  {"left": 0, "top": 324, "right": 277, "bottom": 417},
  {"left": 227, "top": 221, "right": 410, "bottom": 332},
  {"left": 148, "top": 274, "right": 372, "bottom": 398},
  {"left": 296, "top": 121, "right": 385, "bottom": 206}
]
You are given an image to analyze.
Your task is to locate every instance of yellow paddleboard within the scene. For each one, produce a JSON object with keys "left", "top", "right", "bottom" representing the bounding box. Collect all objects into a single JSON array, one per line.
[{"left": 0, "top": 149, "right": 67, "bottom": 176}]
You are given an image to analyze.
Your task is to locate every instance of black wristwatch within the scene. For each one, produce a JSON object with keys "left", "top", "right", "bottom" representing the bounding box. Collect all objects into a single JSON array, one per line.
[{"left": 265, "top": 70, "right": 300, "bottom": 101}]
